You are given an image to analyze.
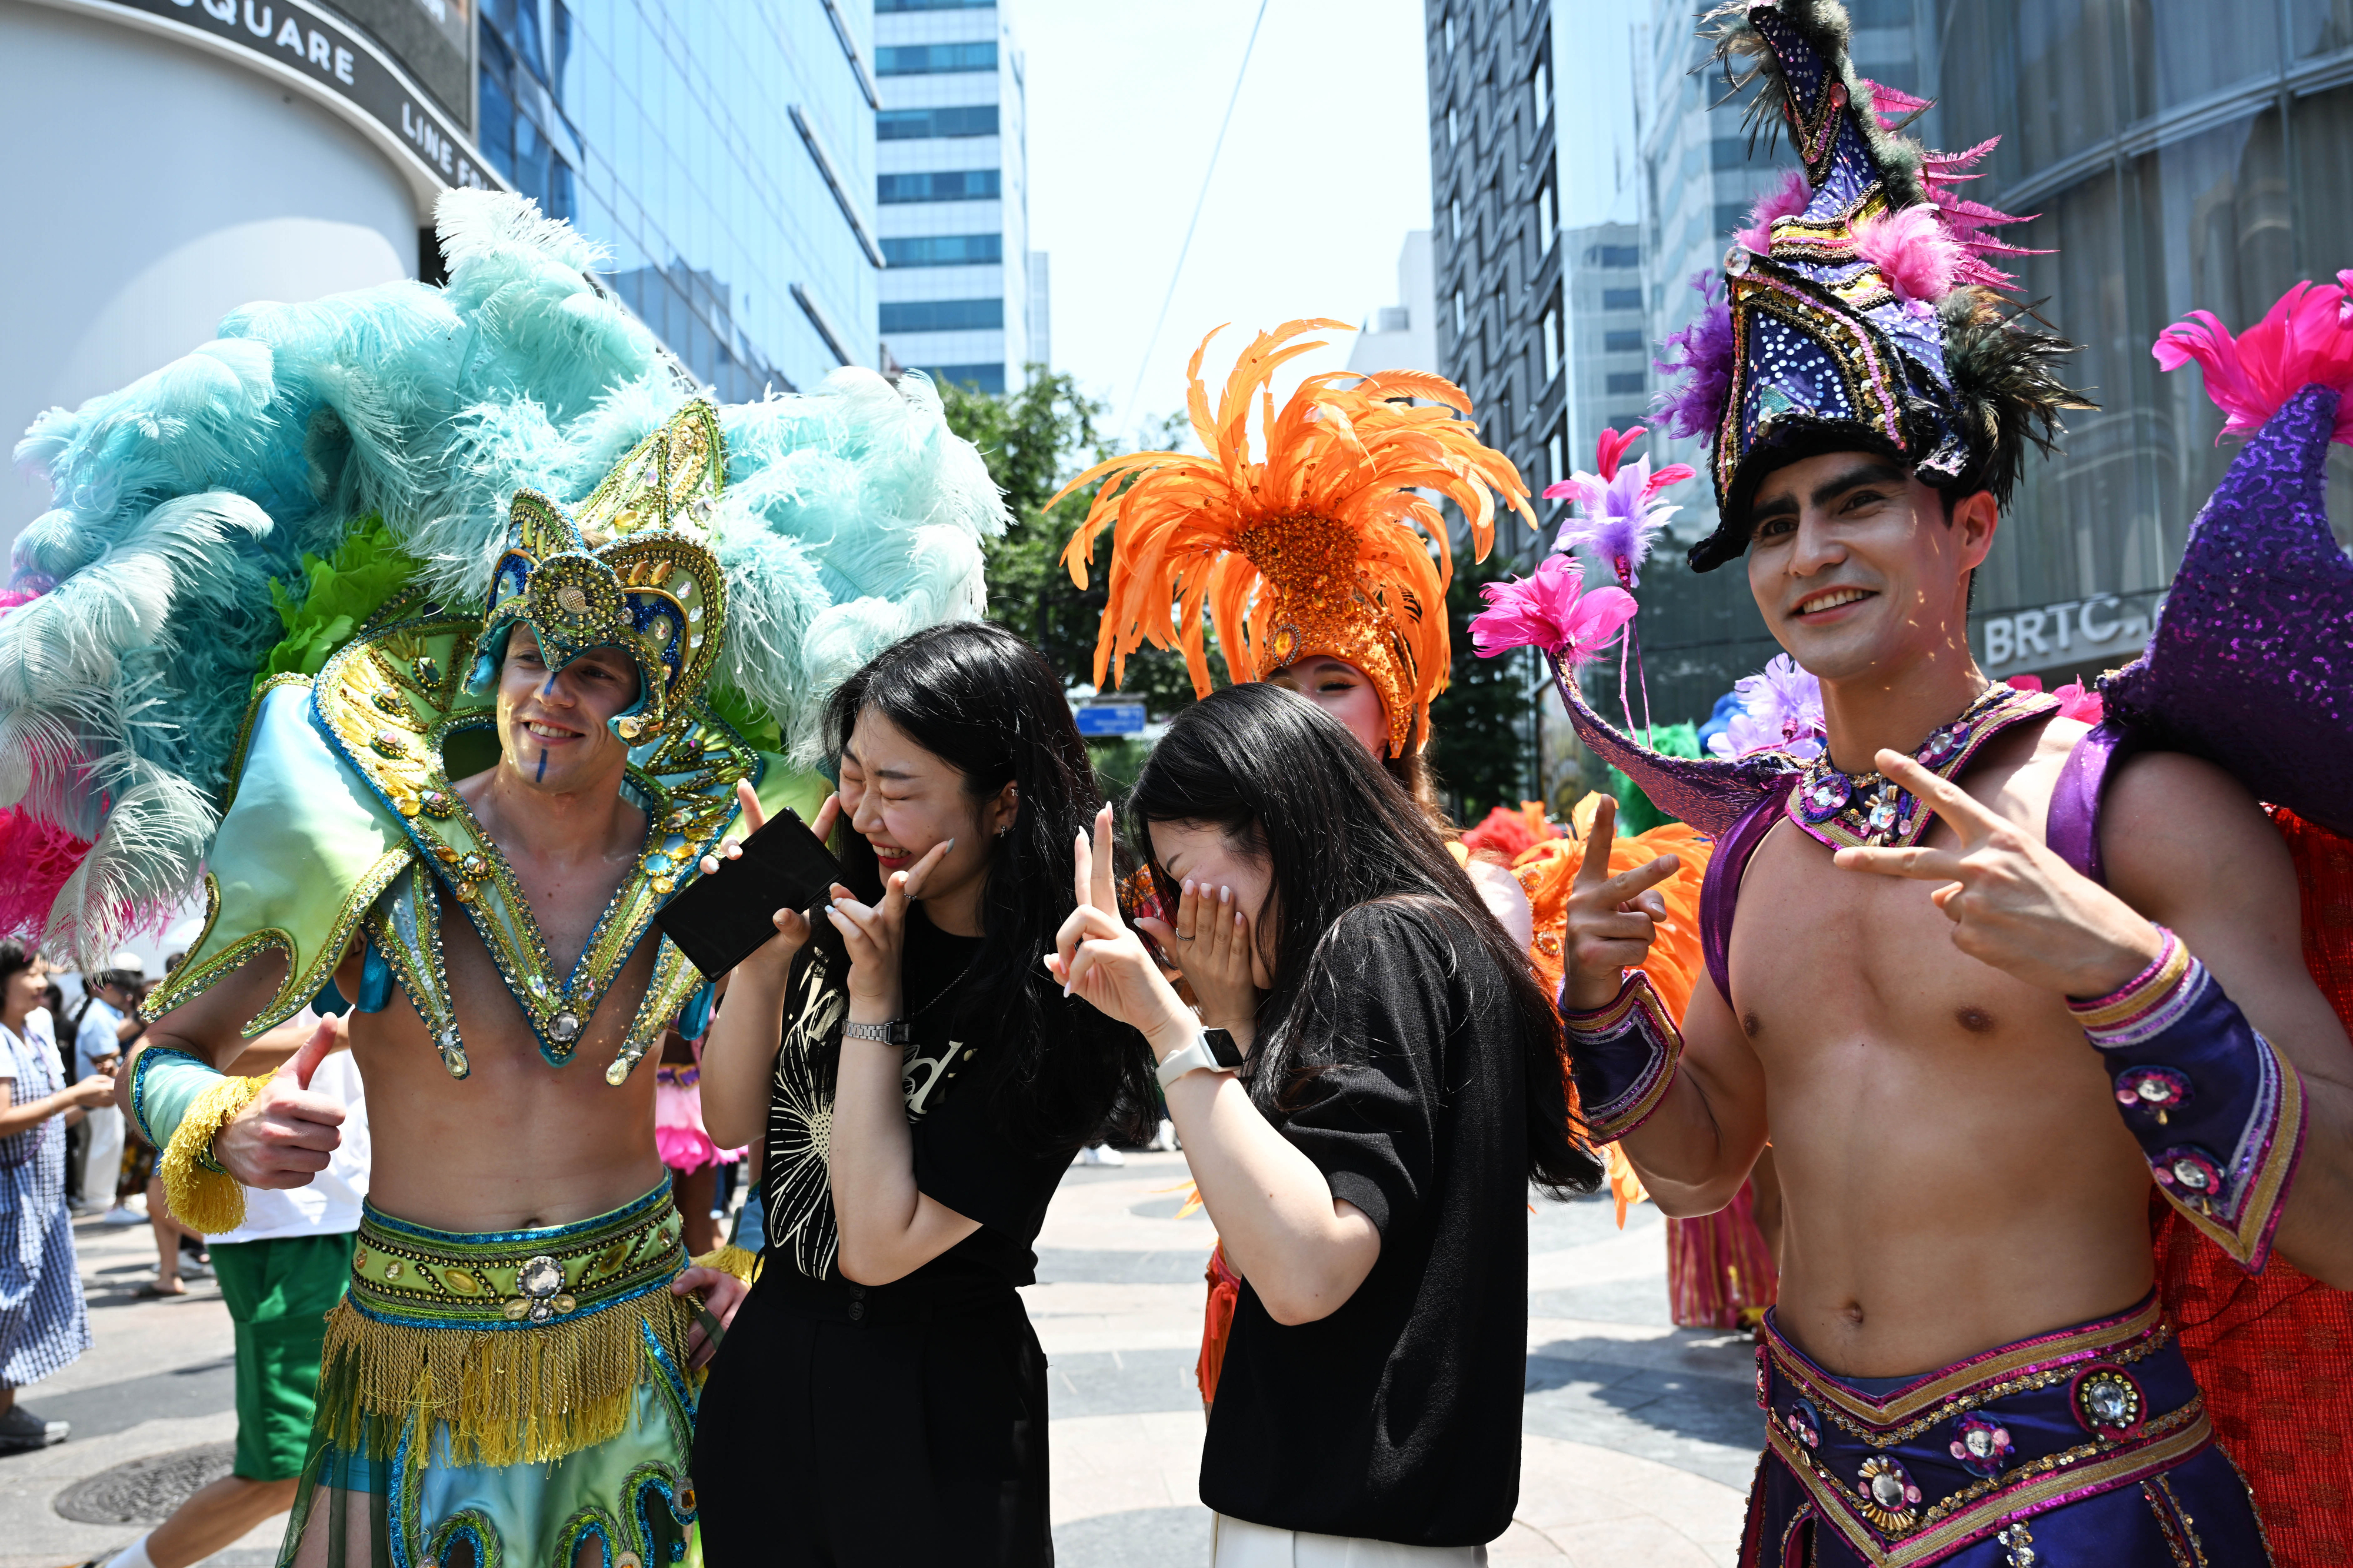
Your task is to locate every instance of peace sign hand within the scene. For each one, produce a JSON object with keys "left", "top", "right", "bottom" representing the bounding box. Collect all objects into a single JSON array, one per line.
[
  {"left": 827, "top": 834, "right": 952, "bottom": 1014},
  {"left": 1562, "top": 795, "right": 1684, "bottom": 1012},
  {"left": 1832, "top": 749, "right": 2163, "bottom": 998},
  {"left": 1045, "top": 807, "right": 1197, "bottom": 1057}
]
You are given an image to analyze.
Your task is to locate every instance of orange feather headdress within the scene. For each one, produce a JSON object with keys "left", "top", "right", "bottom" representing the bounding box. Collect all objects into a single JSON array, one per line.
[{"left": 1052, "top": 319, "right": 1536, "bottom": 755}]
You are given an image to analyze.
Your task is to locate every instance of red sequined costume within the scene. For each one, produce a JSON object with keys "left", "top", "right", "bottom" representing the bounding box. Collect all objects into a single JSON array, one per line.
[{"left": 2156, "top": 808, "right": 2353, "bottom": 1564}]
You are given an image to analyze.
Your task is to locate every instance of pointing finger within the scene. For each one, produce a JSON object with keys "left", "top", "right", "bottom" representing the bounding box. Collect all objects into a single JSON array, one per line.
[
  {"left": 1574, "top": 797, "right": 1620, "bottom": 890},
  {"left": 1833, "top": 843, "right": 1968, "bottom": 882},
  {"left": 1091, "top": 806, "right": 1118, "bottom": 915},
  {"left": 900, "top": 839, "right": 954, "bottom": 902},
  {"left": 811, "top": 792, "right": 842, "bottom": 843},
  {"left": 1874, "top": 750, "right": 2005, "bottom": 842},
  {"left": 734, "top": 779, "right": 768, "bottom": 836},
  {"left": 1072, "top": 830, "right": 1092, "bottom": 913}
]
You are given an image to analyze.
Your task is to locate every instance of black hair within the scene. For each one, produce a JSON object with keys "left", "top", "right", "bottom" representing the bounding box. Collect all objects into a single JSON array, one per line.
[
  {"left": 0, "top": 939, "right": 38, "bottom": 1015},
  {"left": 1127, "top": 683, "right": 1602, "bottom": 1198},
  {"left": 824, "top": 622, "right": 1156, "bottom": 1149}
]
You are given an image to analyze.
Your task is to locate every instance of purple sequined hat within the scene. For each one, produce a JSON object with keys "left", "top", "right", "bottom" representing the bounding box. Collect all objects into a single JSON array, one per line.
[{"left": 1658, "top": 0, "right": 2094, "bottom": 571}]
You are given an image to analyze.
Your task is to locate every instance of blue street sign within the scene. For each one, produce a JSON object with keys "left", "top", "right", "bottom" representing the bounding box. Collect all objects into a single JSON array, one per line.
[{"left": 1074, "top": 702, "right": 1147, "bottom": 738}]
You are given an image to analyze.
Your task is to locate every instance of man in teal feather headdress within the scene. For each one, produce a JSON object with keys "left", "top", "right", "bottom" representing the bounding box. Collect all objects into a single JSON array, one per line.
[{"left": 0, "top": 192, "right": 1005, "bottom": 1568}]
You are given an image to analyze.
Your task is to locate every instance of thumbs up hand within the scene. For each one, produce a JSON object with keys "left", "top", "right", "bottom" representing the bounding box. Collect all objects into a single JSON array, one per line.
[{"left": 214, "top": 1013, "right": 350, "bottom": 1189}]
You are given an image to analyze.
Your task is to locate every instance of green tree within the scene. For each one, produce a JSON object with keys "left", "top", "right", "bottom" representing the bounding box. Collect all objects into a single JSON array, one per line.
[{"left": 937, "top": 369, "right": 1222, "bottom": 715}]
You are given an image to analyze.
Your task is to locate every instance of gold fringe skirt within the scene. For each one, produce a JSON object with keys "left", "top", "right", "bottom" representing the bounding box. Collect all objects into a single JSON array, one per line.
[{"left": 321, "top": 1181, "right": 695, "bottom": 1469}]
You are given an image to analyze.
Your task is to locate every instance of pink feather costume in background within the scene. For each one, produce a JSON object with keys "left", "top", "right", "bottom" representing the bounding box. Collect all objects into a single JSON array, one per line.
[{"left": 653, "top": 1043, "right": 744, "bottom": 1174}]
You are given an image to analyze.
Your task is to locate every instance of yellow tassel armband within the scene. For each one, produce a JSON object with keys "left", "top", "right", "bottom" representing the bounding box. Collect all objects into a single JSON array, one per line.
[
  {"left": 692, "top": 1245, "right": 762, "bottom": 1287},
  {"left": 159, "top": 1075, "right": 268, "bottom": 1234}
]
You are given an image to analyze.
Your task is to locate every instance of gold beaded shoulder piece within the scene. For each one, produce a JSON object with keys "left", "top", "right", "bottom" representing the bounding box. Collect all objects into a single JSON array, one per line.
[
  {"left": 1783, "top": 684, "right": 2059, "bottom": 850},
  {"left": 310, "top": 607, "right": 756, "bottom": 1080}
]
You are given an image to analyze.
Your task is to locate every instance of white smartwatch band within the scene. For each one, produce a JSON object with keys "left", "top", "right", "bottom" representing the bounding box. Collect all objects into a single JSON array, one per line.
[{"left": 1155, "top": 1032, "right": 1236, "bottom": 1092}]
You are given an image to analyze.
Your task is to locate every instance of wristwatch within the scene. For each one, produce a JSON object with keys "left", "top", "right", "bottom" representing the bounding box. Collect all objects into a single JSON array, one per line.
[
  {"left": 842, "top": 1019, "right": 912, "bottom": 1045},
  {"left": 1156, "top": 1030, "right": 1238, "bottom": 1092}
]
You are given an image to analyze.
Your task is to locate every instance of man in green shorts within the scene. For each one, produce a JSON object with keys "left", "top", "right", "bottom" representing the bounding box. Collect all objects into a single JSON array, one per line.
[{"left": 94, "top": 1013, "right": 369, "bottom": 1568}]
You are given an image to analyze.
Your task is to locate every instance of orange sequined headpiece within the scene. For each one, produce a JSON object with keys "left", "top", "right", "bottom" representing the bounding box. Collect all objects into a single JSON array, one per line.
[{"left": 1053, "top": 320, "right": 1535, "bottom": 755}]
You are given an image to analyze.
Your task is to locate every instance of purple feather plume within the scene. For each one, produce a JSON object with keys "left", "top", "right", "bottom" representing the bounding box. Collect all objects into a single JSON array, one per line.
[{"left": 1654, "top": 272, "right": 1736, "bottom": 441}]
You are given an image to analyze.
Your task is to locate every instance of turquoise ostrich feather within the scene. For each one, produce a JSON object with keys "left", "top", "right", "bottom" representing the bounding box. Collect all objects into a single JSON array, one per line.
[{"left": 4, "top": 191, "right": 1004, "bottom": 962}]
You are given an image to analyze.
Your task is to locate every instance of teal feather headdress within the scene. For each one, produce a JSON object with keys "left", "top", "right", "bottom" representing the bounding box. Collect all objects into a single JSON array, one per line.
[{"left": 3, "top": 191, "right": 1005, "bottom": 963}]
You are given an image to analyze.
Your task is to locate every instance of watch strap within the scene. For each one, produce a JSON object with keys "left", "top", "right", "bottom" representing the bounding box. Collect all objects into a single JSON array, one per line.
[
  {"left": 842, "top": 1019, "right": 912, "bottom": 1045},
  {"left": 1156, "top": 1032, "right": 1236, "bottom": 1092}
]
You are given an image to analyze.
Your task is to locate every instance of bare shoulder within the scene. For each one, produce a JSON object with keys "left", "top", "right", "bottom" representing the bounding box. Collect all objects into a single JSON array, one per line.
[{"left": 2101, "top": 748, "right": 2292, "bottom": 920}]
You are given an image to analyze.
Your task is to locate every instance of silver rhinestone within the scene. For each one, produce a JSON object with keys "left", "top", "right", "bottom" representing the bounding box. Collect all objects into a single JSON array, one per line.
[
  {"left": 1869, "top": 1471, "right": 1906, "bottom": 1507},
  {"left": 519, "top": 1256, "right": 564, "bottom": 1297},
  {"left": 551, "top": 1012, "right": 581, "bottom": 1042}
]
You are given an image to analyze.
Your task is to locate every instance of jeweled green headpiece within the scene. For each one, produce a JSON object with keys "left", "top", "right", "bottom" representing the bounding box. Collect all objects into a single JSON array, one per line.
[{"left": 469, "top": 400, "right": 729, "bottom": 743}]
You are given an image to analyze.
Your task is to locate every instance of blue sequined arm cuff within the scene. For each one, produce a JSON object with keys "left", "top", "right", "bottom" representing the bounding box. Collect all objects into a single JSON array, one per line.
[
  {"left": 129, "top": 1045, "right": 228, "bottom": 1154},
  {"left": 2071, "top": 926, "right": 2307, "bottom": 1272},
  {"left": 1563, "top": 971, "right": 1684, "bottom": 1145}
]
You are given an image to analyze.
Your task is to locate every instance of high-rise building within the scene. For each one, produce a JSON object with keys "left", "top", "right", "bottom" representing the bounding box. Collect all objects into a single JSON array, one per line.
[
  {"left": 1934, "top": 0, "right": 2353, "bottom": 689},
  {"left": 2, "top": 0, "right": 880, "bottom": 552},
  {"left": 1346, "top": 231, "right": 1438, "bottom": 379},
  {"left": 872, "top": 0, "right": 1042, "bottom": 395}
]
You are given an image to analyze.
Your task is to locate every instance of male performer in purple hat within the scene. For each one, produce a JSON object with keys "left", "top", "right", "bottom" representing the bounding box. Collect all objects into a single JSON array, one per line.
[{"left": 1537, "top": 4, "right": 2353, "bottom": 1563}]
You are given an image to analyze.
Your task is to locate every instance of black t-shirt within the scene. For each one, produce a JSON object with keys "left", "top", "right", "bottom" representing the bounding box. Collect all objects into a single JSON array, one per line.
[
  {"left": 757, "top": 906, "right": 1079, "bottom": 1319},
  {"left": 1199, "top": 900, "right": 1532, "bottom": 1547}
]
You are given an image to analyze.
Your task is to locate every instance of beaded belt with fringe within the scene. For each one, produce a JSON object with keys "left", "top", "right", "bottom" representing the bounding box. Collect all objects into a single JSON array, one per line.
[{"left": 320, "top": 1182, "right": 695, "bottom": 1469}]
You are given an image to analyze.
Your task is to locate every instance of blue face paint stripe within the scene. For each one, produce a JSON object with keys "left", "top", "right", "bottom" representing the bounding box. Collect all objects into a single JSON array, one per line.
[{"left": 536, "top": 748, "right": 548, "bottom": 783}]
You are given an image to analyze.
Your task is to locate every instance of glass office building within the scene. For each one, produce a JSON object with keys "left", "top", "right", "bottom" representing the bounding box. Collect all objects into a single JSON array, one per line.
[
  {"left": 476, "top": 0, "right": 884, "bottom": 399},
  {"left": 1937, "top": 0, "right": 2353, "bottom": 684},
  {"left": 872, "top": 0, "right": 1042, "bottom": 395}
]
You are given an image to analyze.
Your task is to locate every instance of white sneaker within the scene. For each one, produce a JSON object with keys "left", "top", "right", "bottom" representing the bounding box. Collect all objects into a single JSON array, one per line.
[
  {"left": 101, "top": 1205, "right": 145, "bottom": 1226},
  {"left": 1073, "top": 1144, "right": 1126, "bottom": 1167},
  {"left": 1145, "top": 1118, "right": 1179, "bottom": 1152}
]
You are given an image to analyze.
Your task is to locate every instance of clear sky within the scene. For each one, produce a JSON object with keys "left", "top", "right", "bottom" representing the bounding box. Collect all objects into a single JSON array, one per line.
[{"left": 1014, "top": 0, "right": 1435, "bottom": 449}]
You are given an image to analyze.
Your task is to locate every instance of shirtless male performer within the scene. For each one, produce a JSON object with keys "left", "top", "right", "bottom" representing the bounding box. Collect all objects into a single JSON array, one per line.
[
  {"left": 18, "top": 195, "right": 1002, "bottom": 1568},
  {"left": 1547, "top": 4, "right": 2353, "bottom": 1562}
]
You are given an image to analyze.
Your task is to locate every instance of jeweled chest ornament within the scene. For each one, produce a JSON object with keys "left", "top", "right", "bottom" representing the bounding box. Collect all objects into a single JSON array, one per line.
[{"left": 1785, "top": 685, "right": 2059, "bottom": 850}]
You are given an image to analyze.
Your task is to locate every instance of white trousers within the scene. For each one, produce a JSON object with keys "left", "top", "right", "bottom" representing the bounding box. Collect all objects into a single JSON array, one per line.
[
  {"left": 1209, "top": 1515, "right": 1488, "bottom": 1567},
  {"left": 78, "top": 1103, "right": 124, "bottom": 1210}
]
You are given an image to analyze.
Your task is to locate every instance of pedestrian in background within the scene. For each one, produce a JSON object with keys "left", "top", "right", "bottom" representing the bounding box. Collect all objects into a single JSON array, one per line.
[
  {"left": 72, "top": 952, "right": 146, "bottom": 1221},
  {"left": 0, "top": 938, "right": 113, "bottom": 1452},
  {"left": 93, "top": 1007, "right": 368, "bottom": 1568},
  {"left": 1051, "top": 685, "right": 1604, "bottom": 1566}
]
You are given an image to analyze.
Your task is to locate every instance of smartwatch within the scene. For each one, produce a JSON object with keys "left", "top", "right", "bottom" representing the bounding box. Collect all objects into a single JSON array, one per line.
[{"left": 1155, "top": 1030, "right": 1238, "bottom": 1092}]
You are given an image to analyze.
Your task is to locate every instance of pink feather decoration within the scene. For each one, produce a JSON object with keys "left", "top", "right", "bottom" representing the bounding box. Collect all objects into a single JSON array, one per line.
[
  {"left": 2152, "top": 276, "right": 2353, "bottom": 445},
  {"left": 0, "top": 809, "right": 92, "bottom": 941},
  {"left": 1852, "top": 206, "right": 1964, "bottom": 303},
  {"left": 1735, "top": 170, "right": 1811, "bottom": 257},
  {"left": 1468, "top": 555, "right": 1638, "bottom": 665}
]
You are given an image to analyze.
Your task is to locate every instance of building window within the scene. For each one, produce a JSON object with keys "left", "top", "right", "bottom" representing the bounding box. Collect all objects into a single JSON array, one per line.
[
  {"left": 1444, "top": 12, "right": 1455, "bottom": 52},
  {"left": 916, "top": 363, "right": 1007, "bottom": 392},
  {"left": 881, "top": 298, "right": 1005, "bottom": 332},
  {"left": 1536, "top": 186, "right": 1554, "bottom": 255},
  {"left": 1532, "top": 60, "right": 1551, "bottom": 127},
  {"left": 477, "top": 12, "right": 572, "bottom": 221},
  {"left": 1603, "top": 328, "right": 1645, "bottom": 353},
  {"left": 1587, "top": 243, "right": 1639, "bottom": 268},
  {"left": 1541, "top": 308, "right": 1561, "bottom": 382},
  {"left": 876, "top": 169, "right": 1003, "bottom": 203},
  {"left": 1451, "top": 199, "right": 1462, "bottom": 241},
  {"left": 1601, "top": 286, "right": 1643, "bottom": 310},
  {"left": 874, "top": 42, "right": 998, "bottom": 75},
  {"left": 1606, "top": 371, "right": 1647, "bottom": 395},
  {"left": 1448, "top": 106, "right": 1459, "bottom": 146},
  {"left": 1547, "top": 429, "right": 1564, "bottom": 488},
  {"left": 878, "top": 105, "right": 1001, "bottom": 139},
  {"left": 1453, "top": 290, "right": 1466, "bottom": 337},
  {"left": 878, "top": 0, "right": 996, "bottom": 9},
  {"left": 879, "top": 233, "right": 1005, "bottom": 267}
]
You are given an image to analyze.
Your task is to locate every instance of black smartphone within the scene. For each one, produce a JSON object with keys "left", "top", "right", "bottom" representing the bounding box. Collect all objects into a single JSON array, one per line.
[{"left": 656, "top": 808, "right": 846, "bottom": 980}]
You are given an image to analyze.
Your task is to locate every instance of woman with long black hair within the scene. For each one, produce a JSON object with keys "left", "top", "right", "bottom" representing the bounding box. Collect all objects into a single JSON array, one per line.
[
  {"left": 691, "top": 620, "right": 1154, "bottom": 1566},
  {"left": 1051, "top": 682, "right": 1601, "bottom": 1565}
]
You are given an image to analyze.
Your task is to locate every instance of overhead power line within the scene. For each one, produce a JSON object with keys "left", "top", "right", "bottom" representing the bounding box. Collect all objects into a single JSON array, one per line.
[{"left": 1116, "top": 0, "right": 1274, "bottom": 441}]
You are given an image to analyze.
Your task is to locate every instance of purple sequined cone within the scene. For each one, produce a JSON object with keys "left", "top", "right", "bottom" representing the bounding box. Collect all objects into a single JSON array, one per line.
[
  {"left": 1545, "top": 655, "right": 1792, "bottom": 837},
  {"left": 2102, "top": 384, "right": 2353, "bottom": 839}
]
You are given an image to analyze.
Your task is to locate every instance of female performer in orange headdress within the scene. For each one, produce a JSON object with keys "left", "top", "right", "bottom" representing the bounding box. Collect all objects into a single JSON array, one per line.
[{"left": 1055, "top": 320, "right": 1538, "bottom": 942}]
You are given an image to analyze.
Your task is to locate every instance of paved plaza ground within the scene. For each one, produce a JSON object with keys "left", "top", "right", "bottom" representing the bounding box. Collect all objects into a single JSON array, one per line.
[{"left": 0, "top": 1153, "right": 1759, "bottom": 1566}]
